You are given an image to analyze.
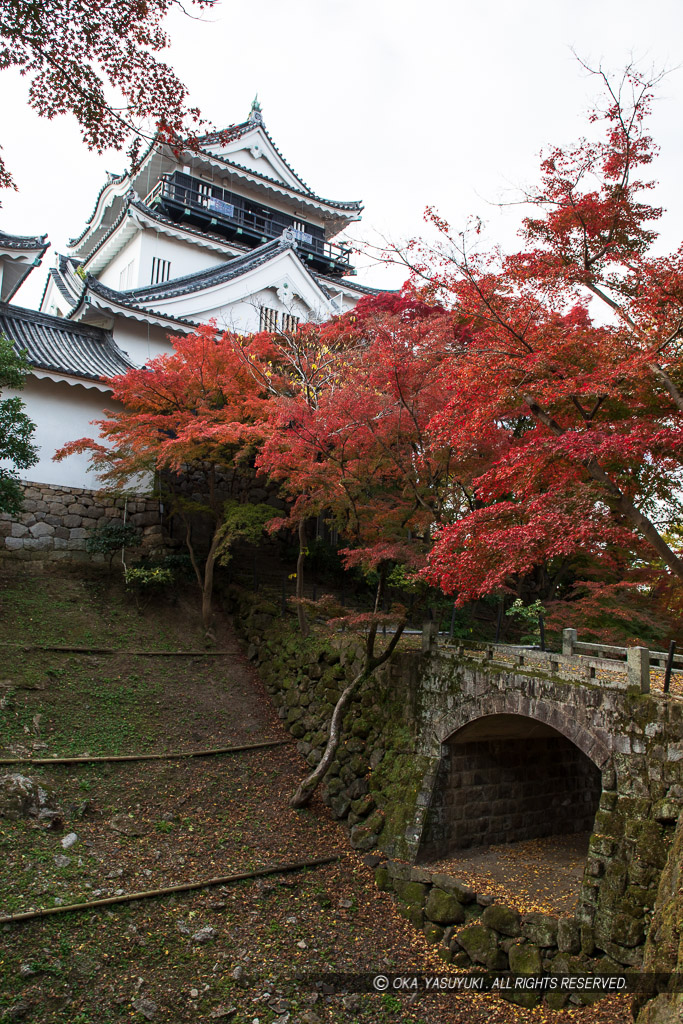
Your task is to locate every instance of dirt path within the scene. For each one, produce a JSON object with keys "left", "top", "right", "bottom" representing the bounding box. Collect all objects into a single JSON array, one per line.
[
  {"left": 0, "top": 573, "right": 633, "bottom": 1024},
  {"left": 426, "top": 833, "right": 590, "bottom": 916}
]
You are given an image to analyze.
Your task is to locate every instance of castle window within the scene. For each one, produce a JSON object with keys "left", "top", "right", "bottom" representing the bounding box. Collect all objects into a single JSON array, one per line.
[
  {"left": 260, "top": 306, "right": 279, "bottom": 332},
  {"left": 119, "top": 260, "right": 135, "bottom": 290},
  {"left": 281, "top": 313, "right": 299, "bottom": 333},
  {"left": 151, "top": 258, "right": 171, "bottom": 285}
]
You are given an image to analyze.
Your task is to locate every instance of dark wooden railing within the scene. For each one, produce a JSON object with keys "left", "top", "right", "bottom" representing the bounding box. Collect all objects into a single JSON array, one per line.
[{"left": 144, "top": 175, "right": 354, "bottom": 276}]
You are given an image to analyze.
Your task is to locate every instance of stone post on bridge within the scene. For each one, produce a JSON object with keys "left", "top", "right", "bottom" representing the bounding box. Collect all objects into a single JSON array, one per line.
[
  {"left": 562, "top": 628, "right": 577, "bottom": 656},
  {"left": 627, "top": 646, "right": 650, "bottom": 693}
]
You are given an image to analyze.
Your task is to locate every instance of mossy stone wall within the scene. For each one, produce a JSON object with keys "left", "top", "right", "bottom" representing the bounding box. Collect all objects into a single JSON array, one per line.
[
  {"left": 228, "top": 593, "right": 683, "bottom": 974},
  {"left": 229, "top": 591, "right": 432, "bottom": 859}
]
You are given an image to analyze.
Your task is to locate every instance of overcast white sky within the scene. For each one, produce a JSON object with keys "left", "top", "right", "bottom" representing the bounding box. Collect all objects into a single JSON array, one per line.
[{"left": 2, "top": 0, "right": 683, "bottom": 308}]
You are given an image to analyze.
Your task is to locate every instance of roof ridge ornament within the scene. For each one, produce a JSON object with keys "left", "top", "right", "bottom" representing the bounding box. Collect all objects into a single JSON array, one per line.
[{"left": 248, "top": 95, "right": 264, "bottom": 125}]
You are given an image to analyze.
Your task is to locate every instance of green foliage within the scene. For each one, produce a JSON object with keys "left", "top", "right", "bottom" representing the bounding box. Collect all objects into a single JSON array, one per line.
[
  {"left": 386, "top": 563, "right": 422, "bottom": 593},
  {"left": 151, "top": 551, "right": 194, "bottom": 580},
  {"left": 216, "top": 501, "right": 274, "bottom": 565},
  {"left": 86, "top": 521, "right": 141, "bottom": 557},
  {"left": 381, "top": 992, "right": 402, "bottom": 1013},
  {"left": 506, "top": 598, "right": 544, "bottom": 644},
  {"left": 0, "top": 334, "right": 38, "bottom": 514},
  {"left": 124, "top": 566, "right": 174, "bottom": 589}
]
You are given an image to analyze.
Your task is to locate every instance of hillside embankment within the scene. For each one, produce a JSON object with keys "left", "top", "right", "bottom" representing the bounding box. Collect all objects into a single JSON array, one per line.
[{"left": 0, "top": 569, "right": 635, "bottom": 1023}]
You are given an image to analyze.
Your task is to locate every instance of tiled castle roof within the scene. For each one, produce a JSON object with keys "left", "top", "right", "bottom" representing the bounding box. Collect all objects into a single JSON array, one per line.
[
  {"left": 0, "top": 230, "right": 49, "bottom": 253},
  {"left": 0, "top": 302, "right": 135, "bottom": 381}
]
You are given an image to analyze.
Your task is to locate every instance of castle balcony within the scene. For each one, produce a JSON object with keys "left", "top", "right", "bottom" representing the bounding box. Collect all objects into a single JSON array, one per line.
[{"left": 145, "top": 173, "right": 355, "bottom": 278}]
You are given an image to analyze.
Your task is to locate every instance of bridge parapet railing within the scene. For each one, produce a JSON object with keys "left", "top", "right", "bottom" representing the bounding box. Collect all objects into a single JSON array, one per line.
[{"left": 431, "top": 626, "right": 683, "bottom": 696}]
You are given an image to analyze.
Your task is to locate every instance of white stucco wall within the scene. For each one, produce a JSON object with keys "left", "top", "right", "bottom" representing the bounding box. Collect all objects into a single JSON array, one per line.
[
  {"left": 136, "top": 249, "right": 333, "bottom": 328},
  {"left": 98, "top": 234, "right": 143, "bottom": 292},
  {"left": 137, "top": 231, "right": 227, "bottom": 286},
  {"left": 4, "top": 376, "right": 124, "bottom": 489},
  {"left": 112, "top": 320, "right": 178, "bottom": 368},
  {"left": 198, "top": 288, "right": 310, "bottom": 333},
  {"left": 40, "top": 276, "right": 72, "bottom": 318}
]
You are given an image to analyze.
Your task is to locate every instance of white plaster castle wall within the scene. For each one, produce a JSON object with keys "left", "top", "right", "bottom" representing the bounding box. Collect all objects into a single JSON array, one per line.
[
  {"left": 143, "top": 250, "right": 333, "bottom": 328},
  {"left": 137, "top": 231, "right": 227, "bottom": 286},
  {"left": 98, "top": 234, "right": 143, "bottom": 291},
  {"left": 113, "top": 320, "right": 178, "bottom": 368},
  {"left": 5, "top": 376, "right": 123, "bottom": 489},
  {"left": 198, "top": 288, "right": 310, "bottom": 333},
  {"left": 40, "top": 275, "right": 75, "bottom": 318}
]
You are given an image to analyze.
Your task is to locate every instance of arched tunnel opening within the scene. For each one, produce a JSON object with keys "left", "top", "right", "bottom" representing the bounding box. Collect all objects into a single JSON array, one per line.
[{"left": 417, "top": 714, "right": 603, "bottom": 910}]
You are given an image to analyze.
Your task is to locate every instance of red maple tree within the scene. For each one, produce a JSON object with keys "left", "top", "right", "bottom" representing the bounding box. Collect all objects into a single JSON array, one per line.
[
  {"left": 257, "top": 292, "right": 467, "bottom": 805},
  {"left": 55, "top": 324, "right": 271, "bottom": 629},
  {"left": 0, "top": 0, "right": 217, "bottom": 190},
  {"left": 403, "top": 65, "right": 683, "bottom": 617}
]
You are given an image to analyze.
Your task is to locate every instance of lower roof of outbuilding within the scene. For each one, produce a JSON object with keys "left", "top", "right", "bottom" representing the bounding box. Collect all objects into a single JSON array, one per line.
[{"left": 0, "top": 302, "right": 136, "bottom": 382}]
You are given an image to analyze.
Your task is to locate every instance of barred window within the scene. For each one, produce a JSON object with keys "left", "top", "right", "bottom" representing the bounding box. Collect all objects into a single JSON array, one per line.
[
  {"left": 260, "top": 306, "right": 279, "bottom": 331},
  {"left": 151, "top": 257, "right": 171, "bottom": 285},
  {"left": 281, "top": 313, "right": 299, "bottom": 333}
]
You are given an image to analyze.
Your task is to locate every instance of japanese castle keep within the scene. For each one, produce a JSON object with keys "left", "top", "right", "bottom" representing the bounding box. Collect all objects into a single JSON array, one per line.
[{"left": 1, "top": 100, "right": 377, "bottom": 489}]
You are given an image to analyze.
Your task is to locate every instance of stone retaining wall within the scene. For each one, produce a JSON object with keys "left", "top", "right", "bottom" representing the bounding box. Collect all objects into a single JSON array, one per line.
[
  {"left": 228, "top": 590, "right": 430, "bottom": 858},
  {"left": 375, "top": 859, "right": 620, "bottom": 1009},
  {"left": 0, "top": 481, "right": 163, "bottom": 565},
  {"left": 0, "top": 470, "right": 283, "bottom": 568},
  {"left": 227, "top": 587, "right": 683, "bottom": 984}
]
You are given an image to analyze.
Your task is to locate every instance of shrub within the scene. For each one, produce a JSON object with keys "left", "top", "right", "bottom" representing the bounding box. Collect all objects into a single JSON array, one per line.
[
  {"left": 124, "top": 566, "right": 174, "bottom": 589},
  {"left": 86, "top": 521, "right": 141, "bottom": 567}
]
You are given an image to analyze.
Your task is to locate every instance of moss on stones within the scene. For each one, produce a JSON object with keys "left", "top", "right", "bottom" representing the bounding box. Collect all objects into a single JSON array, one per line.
[
  {"left": 423, "top": 922, "right": 445, "bottom": 944},
  {"left": 509, "top": 942, "right": 541, "bottom": 974},
  {"left": 393, "top": 879, "right": 427, "bottom": 908},
  {"left": 456, "top": 923, "right": 508, "bottom": 970},
  {"left": 521, "top": 912, "right": 558, "bottom": 947},
  {"left": 557, "top": 917, "right": 581, "bottom": 954},
  {"left": 481, "top": 903, "right": 521, "bottom": 937},
  {"left": 425, "top": 888, "right": 466, "bottom": 926}
]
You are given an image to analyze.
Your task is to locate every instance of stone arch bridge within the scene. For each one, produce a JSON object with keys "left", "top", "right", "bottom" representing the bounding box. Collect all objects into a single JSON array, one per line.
[{"left": 384, "top": 646, "right": 683, "bottom": 966}]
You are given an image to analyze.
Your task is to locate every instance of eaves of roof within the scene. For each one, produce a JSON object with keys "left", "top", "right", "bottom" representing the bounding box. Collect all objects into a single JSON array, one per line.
[
  {"left": 129, "top": 198, "right": 251, "bottom": 254},
  {"left": 79, "top": 193, "right": 251, "bottom": 269},
  {"left": 0, "top": 301, "right": 135, "bottom": 381},
  {"left": 67, "top": 170, "right": 130, "bottom": 248},
  {"left": 38, "top": 255, "right": 83, "bottom": 313},
  {"left": 197, "top": 119, "right": 314, "bottom": 196},
  {"left": 0, "top": 230, "right": 49, "bottom": 253},
  {"left": 196, "top": 121, "right": 253, "bottom": 147},
  {"left": 313, "top": 272, "right": 395, "bottom": 297},
  {"left": 118, "top": 237, "right": 293, "bottom": 304},
  {"left": 191, "top": 147, "right": 362, "bottom": 214},
  {"left": 77, "top": 277, "right": 198, "bottom": 330}
]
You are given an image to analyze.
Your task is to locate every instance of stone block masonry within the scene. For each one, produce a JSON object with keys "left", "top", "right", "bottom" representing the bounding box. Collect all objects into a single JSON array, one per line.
[
  {"left": 409, "top": 652, "right": 683, "bottom": 970},
  {"left": 421, "top": 735, "right": 601, "bottom": 856},
  {"left": 227, "top": 588, "right": 431, "bottom": 861},
  {"left": 227, "top": 587, "right": 683, "bottom": 979},
  {"left": 0, "top": 481, "right": 164, "bottom": 565},
  {"left": 375, "top": 859, "right": 623, "bottom": 1010}
]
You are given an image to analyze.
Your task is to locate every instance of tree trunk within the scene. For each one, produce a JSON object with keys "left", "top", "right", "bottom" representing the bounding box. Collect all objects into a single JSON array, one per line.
[
  {"left": 583, "top": 457, "right": 683, "bottom": 581},
  {"left": 200, "top": 527, "right": 222, "bottom": 633},
  {"left": 296, "top": 518, "right": 309, "bottom": 638},
  {"left": 289, "top": 617, "right": 405, "bottom": 809},
  {"left": 290, "top": 669, "right": 367, "bottom": 808}
]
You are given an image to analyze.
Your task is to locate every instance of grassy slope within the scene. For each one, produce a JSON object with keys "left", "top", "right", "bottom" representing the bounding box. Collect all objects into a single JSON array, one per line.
[{"left": 0, "top": 571, "right": 632, "bottom": 1024}]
